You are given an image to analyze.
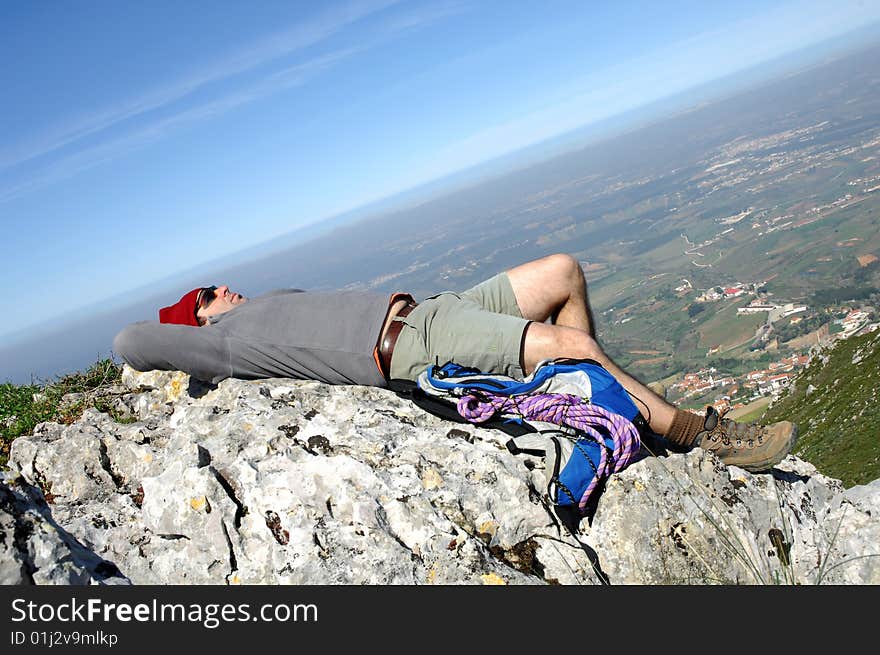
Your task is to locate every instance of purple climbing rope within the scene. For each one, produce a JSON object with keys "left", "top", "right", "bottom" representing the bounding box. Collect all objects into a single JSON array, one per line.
[{"left": 456, "top": 392, "right": 641, "bottom": 509}]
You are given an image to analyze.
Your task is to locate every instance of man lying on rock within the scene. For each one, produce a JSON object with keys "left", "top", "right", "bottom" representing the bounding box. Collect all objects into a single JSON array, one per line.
[{"left": 114, "top": 253, "right": 797, "bottom": 473}]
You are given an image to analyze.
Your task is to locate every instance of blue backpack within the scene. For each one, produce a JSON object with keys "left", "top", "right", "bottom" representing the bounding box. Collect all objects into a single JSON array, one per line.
[
  {"left": 392, "top": 358, "right": 650, "bottom": 517},
  {"left": 419, "top": 358, "right": 642, "bottom": 421}
]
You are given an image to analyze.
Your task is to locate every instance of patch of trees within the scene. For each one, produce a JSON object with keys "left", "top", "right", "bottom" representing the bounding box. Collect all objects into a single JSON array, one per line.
[
  {"left": 706, "top": 352, "right": 777, "bottom": 376},
  {"left": 812, "top": 286, "right": 876, "bottom": 305},
  {"left": 654, "top": 286, "right": 676, "bottom": 302},
  {"left": 853, "top": 260, "right": 880, "bottom": 285},
  {"left": 687, "top": 303, "right": 705, "bottom": 318},
  {"left": 775, "top": 313, "right": 827, "bottom": 343}
]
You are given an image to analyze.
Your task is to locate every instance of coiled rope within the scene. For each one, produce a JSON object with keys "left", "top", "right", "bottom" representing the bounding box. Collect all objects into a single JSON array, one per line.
[{"left": 456, "top": 392, "right": 641, "bottom": 508}]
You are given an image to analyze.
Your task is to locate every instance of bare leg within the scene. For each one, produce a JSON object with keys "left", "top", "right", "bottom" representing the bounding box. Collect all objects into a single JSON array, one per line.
[
  {"left": 506, "top": 253, "right": 597, "bottom": 337},
  {"left": 505, "top": 254, "right": 673, "bottom": 433},
  {"left": 504, "top": 254, "right": 796, "bottom": 467},
  {"left": 521, "top": 322, "right": 676, "bottom": 434}
]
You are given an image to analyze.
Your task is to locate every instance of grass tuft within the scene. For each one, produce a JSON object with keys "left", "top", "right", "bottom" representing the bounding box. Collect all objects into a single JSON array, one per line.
[{"left": 0, "top": 358, "right": 132, "bottom": 468}]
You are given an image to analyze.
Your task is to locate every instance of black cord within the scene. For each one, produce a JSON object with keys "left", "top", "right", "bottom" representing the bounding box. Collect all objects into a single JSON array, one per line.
[{"left": 627, "top": 389, "right": 652, "bottom": 425}]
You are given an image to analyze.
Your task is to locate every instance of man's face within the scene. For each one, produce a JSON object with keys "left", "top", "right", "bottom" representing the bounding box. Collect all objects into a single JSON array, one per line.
[{"left": 196, "top": 285, "right": 247, "bottom": 324}]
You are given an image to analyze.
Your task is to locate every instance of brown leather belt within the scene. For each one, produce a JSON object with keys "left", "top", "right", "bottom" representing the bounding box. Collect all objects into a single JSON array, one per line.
[{"left": 378, "top": 301, "right": 416, "bottom": 378}]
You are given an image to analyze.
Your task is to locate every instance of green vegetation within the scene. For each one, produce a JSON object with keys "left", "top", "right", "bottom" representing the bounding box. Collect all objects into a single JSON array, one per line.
[
  {"left": 0, "top": 358, "right": 131, "bottom": 468},
  {"left": 727, "top": 397, "right": 771, "bottom": 423},
  {"left": 697, "top": 299, "right": 763, "bottom": 351},
  {"left": 811, "top": 287, "right": 877, "bottom": 305},
  {"left": 762, "top": 331, "right": 880, "bottom": 487},
  {"left": 774, "top": 312, "right": 829, "bottom": 343},
  {"left": 705, "top": 352, "right": 776, "bottom": 376},
  {"left": 687, "top": 303, "right": 705, "bottom": 318}
]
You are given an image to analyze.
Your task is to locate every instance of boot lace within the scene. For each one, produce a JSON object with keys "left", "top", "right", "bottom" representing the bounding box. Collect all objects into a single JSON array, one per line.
[{"left": 703, "top": 408, "right": 766, "bottom": 449}]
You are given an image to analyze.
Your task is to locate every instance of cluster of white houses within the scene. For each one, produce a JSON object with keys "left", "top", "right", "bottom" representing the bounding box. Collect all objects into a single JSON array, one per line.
[
  {"left": 838, "top": 309, "right": 872, "bottom": 337},
  {"left": 737, "top": 300, "right": 807, "bottom": 317},
  {"left": 695, "top": 283, "right": 755, "bottom": 303},
  {"left": 688, "top": 279, "right": 812, "bottom": 320},
  {"left": 670, "top": 352, "right": 812, "bottom": 409},
  {"left": 669, "top": 309, "right": 878, "bottom": 411}
]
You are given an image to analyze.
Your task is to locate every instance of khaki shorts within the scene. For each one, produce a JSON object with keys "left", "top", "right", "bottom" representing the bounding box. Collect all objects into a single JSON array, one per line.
[{"left": 389, "top": 273, "right": 531, "bottom": 381}]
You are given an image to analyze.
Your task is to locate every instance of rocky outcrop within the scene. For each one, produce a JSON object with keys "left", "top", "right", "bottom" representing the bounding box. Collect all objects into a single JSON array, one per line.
[
  {"left": 0, "top": 475, "right": 129, "bottom": 585},
  {"left": 4, "top": 366, "right": 879, "bottom": 585}
]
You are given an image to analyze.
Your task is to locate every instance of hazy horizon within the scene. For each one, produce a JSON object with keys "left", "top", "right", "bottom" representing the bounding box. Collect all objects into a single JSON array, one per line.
[
  {"left": 4, "top": 21, "right": 878, "bottom": 353},
  {"left": 3, "top": 32, "right": 879, "bottom": 384},
  {"left": 5, "top": 1, "right": 880, "bottom": 356}
]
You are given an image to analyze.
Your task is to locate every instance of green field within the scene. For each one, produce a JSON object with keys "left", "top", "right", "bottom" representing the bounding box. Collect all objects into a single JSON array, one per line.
[
  {"left": 728, "top": 397, "right": 771, "bottom": 422},
  {"left": 697, "top": 299, "right": 764, "bottom": 351}
]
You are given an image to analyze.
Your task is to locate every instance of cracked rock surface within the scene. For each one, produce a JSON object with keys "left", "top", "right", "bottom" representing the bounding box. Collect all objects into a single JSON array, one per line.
[
  {"left": 4, "top": 366, "right": 879, "bottom": 585},
  {"left": 0, "top": 475, "right": 129, "bottom": 585}
]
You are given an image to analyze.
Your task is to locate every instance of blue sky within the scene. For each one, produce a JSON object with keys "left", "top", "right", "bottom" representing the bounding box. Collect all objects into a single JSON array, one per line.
[{"left": 2, "top": 0, "right": 879, "bottom": 343}]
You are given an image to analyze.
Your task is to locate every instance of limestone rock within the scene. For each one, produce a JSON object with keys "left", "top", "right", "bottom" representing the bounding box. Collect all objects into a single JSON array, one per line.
[
  {"left": 587, "top": 450, "right": 877, "bottom": 584},
  {"left": 0, "top": 474, "right": 130, "bottom": 585},
  {"left": 6, "top": 365, "right": 879, "bottom": 585}
]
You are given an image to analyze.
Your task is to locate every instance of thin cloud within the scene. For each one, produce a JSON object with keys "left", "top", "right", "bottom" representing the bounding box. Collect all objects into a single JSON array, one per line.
[
  {"left": 0, "top": 0, "right": 401, "bottom": 172},
  {"left": 0, "top": 0, "right": 464, "bottom": 203},
  {"left": 378, "top": 0, "right": 467, "bottom": 32},
  {"left": 0, "top": 49, "right": 362, "bottom": 204}
]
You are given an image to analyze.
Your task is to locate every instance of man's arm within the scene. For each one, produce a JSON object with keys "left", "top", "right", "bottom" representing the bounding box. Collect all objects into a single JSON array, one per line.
[{"left": 113, "top": 321, "right": 232, "bottom": 383}]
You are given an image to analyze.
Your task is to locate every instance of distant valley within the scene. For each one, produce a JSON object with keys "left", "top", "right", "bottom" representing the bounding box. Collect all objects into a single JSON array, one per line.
[{"left": 2, "top": 41, "right": 879, "bottom": 391}]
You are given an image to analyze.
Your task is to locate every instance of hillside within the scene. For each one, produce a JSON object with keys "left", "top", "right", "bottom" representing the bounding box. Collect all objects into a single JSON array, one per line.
[{"left": 762, "top": 330, "right": 880, "bottom": 486}]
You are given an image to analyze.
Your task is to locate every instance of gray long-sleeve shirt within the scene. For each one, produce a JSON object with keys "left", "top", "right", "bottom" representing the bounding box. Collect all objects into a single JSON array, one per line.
[{"left": 113, "top": 289, "right": 390, "bottom": 386}]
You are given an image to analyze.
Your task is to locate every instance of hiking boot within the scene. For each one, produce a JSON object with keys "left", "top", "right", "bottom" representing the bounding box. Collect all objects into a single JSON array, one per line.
[{"left": 694, "top": 406, "right": 797, "bottom": 473}]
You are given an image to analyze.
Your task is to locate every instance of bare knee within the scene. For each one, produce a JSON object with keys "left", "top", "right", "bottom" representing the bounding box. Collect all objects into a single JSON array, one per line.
[
  {"left": 545, "top": 254, "right": 586, "bottom": 302},
  {"left": 577, "top": 332, "right": 602, "bottom": 360},
  {"left": 546, "top": 253, "right": 582, "bottom": 281}
]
